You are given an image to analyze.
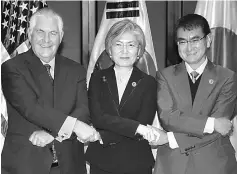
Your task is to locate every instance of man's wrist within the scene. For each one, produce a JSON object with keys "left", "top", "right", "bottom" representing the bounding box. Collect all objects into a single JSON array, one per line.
[
  {"left": 204, "top": 117, "right": 215, "bottom": 134},
  {"left": 73, "top": 120, "right": 79, "bottom": 132},
  {"left": 167, "top": 132, "right": 179, "bottom": 149},
  {"left": 135, "top": 124, "right": 145, "bottom": 135},
  {"left": 214, "top": 118, "right": 218, "bottom": 131},
  {"left": 165, "top": 132, "right": 168, "bottom": 142}
]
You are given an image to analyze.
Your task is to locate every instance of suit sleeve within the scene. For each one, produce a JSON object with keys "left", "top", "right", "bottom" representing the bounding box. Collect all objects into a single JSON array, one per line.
[
  {"left": 131, "top": 77, "right": 157, "bottom": 125},
  {"left": 88, "top": 72, "right": 138, "bottom": 140},
  {"left": 57, "top": 67, "right": 90, "bottom": 141},
  {"left": 156, "top": 71, "right": 237, "bottom": 151},
  {"left": 1, "top": 61, "right": 69, "bottom": 136},
  {"left": 70, "top": 68, "right": 90, "bottom": 124},
  {"left": 88, "top": 72, "right": 157, "bottom": 145},
  {"left": 100, "top": 77, "right": 157, "bottom": 145}
]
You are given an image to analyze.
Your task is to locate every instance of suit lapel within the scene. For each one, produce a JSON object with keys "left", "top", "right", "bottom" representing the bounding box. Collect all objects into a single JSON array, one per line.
[
  {"left": 25, "top": 51, "right": 69, "bottom": 107},
  {"left": 53, "top": 55, "right": 69, "bottom": 106},
  {"left": 25, "top": 49, "right": 52, "bottom": 93},
  {"left": 105, "top": 66, "right": 119, "bottom": 107},
  {"left": 192, "top": 60, "right": 217, "bottom": 114},
  {"left": 119, "top": 67, "right": 144, "bottom": 110},
  {"left": 174, "top": 62, "right": 192, "bottom": 110}
]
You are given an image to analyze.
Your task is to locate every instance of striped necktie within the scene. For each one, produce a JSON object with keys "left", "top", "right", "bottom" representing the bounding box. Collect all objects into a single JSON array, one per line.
[
  {"left": 44, "top": 64, "right": 54, "bottom": 83},
  {"left": 44, "top": 64, "right": 57, "bottom": 163},
  {"left": 190, "top": 71, "right": 199, "bottom": 83}
]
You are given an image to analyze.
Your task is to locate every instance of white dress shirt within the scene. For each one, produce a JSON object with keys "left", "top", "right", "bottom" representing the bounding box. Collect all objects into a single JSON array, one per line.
[{"left": 114, "top": 67, "right": 133, "bottom": 103}]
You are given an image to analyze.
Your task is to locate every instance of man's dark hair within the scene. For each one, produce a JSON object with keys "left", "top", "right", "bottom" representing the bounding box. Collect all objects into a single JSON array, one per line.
[{"left": 175, "top": 14, "right": 211, "bottom": 39}]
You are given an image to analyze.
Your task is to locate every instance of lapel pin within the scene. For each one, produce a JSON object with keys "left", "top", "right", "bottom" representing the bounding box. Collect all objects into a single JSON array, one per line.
[
  {"left": 132, "top": 82, "right": 136, "bottom": 87},
  {"left": 209, "top": 79, "right": 214, "bottom": 84}
]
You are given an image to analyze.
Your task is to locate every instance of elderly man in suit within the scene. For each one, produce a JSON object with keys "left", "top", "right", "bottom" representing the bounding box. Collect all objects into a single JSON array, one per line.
[
  {"left": 151, "top": 14, "right": 237, "bottom": 174},
  {"left": 1, "top": 8, "right": 97, "bottom": 174}
]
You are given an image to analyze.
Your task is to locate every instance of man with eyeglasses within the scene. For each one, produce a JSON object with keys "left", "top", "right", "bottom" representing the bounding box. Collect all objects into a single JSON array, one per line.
[{"left": 153, "top": 14, "right": 237, "bottom": 174}]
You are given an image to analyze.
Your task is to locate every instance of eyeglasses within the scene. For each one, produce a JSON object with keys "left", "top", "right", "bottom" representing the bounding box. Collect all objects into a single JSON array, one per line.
[
  {"left": 177, "top": 35, "right": 206, "bottom": 46},
  {"left": 112, "top": 42, "right": 138, "bottom": 51}
]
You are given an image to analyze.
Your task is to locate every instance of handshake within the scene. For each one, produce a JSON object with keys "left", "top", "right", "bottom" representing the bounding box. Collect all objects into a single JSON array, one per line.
[
  {"left": 29, "top": 120, "right": 100, "bottom": 147},
  {"left": 29, "top": 117, "right": 235, "bottom": 147},
  {"left": 73, "top": 120, "right": 101, "bottom": 143},
  {"left": 136, "top": 124, "right": 168, "bottom": 146}
]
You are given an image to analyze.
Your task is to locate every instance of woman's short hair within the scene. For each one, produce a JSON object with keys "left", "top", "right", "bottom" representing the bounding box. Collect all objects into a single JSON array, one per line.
[
  {"left": 28, "top": 8, "right": 64, "bottom": 37},
  {"left": 105, "top": 19, "right": 146, "bottom": 58}
]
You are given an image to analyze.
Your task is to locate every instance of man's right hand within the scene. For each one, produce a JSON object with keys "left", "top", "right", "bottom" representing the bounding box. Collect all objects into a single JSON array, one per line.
[
  {"left": 214, "top": 117, "right": 232, "bottom": 136},
  {"left": 29, "top": 130, "right": 54, "bottom": 147},
  {"left": 73, "top": 120, "right": 97, "bottom": 142}
]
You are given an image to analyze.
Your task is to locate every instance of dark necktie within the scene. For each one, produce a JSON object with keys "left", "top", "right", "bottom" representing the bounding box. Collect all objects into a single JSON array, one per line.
[
  {"left": 51, "top": 143, "right": 58, "bottom": 163},
  {"left": 44, "top": 64, "right": 58, "bottom": 163},
  {"left": 44, "top": 64, "right": 54, "bottom": 83},
  {"left": 190, "top": 71, "right": 199, "bottom": 83}
]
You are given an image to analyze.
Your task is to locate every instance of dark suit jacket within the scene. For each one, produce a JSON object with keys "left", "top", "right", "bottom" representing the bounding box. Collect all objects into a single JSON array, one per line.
[
  {"left": 1, "top": 49, "right": 90, "bottom": 174},
  {"left": 86, "top": 65, "right": 157, "bottom": 173},
  {"left": 154, "top": 60, "right": 237, "bottom": 174}
]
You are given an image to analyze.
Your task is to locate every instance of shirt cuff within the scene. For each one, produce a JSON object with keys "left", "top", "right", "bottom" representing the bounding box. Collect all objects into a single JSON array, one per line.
[
  {"left": 167, "top": 132, "right": 179, "bottom": 149},
  {"left": 203, "top": 117, "right": 215, "bottom": 134},
  {"left": 98, "top": 132, "right": 103, "bottom": 144},
  {"left": 56, "top": 116, "right": 77, "bottom": 142}
]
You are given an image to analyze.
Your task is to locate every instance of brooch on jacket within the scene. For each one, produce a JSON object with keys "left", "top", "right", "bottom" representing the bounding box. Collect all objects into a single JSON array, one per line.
[
  {"left": 102, "top": 76, "right": 107, "bottom": 82},
  {"left": 132, "top": 82, "right": 137, "bottom": 87},
  {"left": 209, "top": 79, "right": 214, "bottom": 84}
]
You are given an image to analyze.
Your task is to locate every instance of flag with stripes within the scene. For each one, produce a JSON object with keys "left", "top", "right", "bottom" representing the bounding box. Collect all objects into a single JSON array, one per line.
[
  {"left": 86, "top": 0, "right": 158, "bottom": 83},
  {"left": 1, "top": 0, "right": 47, "bottom": 152},
  {"left": 195, "top": 0, "right": 237, "bottom": 160}
]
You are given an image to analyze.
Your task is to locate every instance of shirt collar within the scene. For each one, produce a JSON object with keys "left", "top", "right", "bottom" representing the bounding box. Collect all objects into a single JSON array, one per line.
[
  {"left": 185, "top": 57, "right": 208, "bottom": 76},
  {"left": 40, "top": 57, "right": 55, "bottom": 72},
  {"left": 113, "top": 66, "right": 133, "bottom": 75}
]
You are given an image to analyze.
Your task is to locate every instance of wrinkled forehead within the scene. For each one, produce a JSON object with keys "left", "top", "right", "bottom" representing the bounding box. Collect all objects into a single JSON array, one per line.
[{"left": 34, "top": 15, "right": 59, "bottom": 31}]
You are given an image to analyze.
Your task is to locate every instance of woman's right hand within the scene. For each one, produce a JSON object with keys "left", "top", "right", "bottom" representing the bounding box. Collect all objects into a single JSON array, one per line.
[{"left": 146, "top": 125, "right": 168, "bottom": 146}]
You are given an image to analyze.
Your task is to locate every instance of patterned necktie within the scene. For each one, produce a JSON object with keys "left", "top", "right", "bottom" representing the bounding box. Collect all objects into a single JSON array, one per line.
[
  {"left": 44, "top": 64, "right": 57, "bottom": 163},
  {"left": 190, "top": 71, "right": 199, "bottom": 83},
  {"left": 51, "top": 143, "right": 58, "bottom": 163},
  {"left": 44, "top": 64, "right": 54, "bottom": 83}
]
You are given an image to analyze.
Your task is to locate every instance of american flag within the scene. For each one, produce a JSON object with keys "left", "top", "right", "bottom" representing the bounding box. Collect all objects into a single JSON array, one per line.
[{"left": 1, "top": 0, "right": 47, "bottom": 151}]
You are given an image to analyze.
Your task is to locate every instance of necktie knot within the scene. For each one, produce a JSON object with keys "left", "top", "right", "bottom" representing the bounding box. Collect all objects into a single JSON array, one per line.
[
  {"left": 44, "top": 64, "right": 51, "bottom": 72},
  {"left": 190, "top": 71, "right": 199, "bottom": 83},
  {"left": 44, "top": 64, "right": 53, "bottom": 82}
]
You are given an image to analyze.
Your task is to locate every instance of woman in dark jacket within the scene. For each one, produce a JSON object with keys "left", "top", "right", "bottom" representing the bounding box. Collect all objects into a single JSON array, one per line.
[{"left": 86, "top": 19, "right": 157, "bottom": 174}]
